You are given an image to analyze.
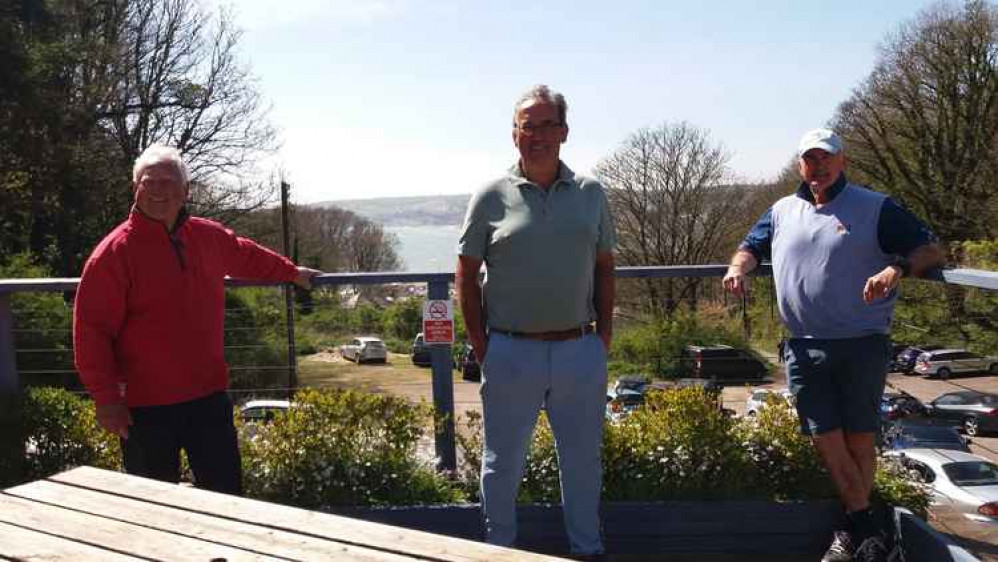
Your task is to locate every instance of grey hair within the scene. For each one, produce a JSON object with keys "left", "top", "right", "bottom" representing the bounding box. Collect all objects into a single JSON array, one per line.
[
  {"left": 512, "top": 84, "right": 568, "bottom": 125},
  {"left": 132, "top": 144, "right": 190, "bottom": 184}
]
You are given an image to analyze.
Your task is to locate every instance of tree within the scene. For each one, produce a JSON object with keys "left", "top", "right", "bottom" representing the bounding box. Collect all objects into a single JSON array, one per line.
[
  {"left": 233, "top": 204, "right": 402, "bottom": 274},
  {"left": 0, "top": 0, "right": 278, "bottom": 276},
  {"left": 0, "top": 0, "right": 131, "bottom": 276},
  {"left": 834, "top": 0, "right": 998, "bottom": 244},
  {"left": 103, "top": 0, "right": 278, "bottom": 221},
  {"left": 833, "top": 0, "right": 998, "bottom": 343},
  {"left": 594, "top": 122, "right": 743, "bottom": 316}
]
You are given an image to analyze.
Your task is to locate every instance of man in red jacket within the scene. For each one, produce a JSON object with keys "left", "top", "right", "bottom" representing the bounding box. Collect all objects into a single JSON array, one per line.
[{"left": 73, "top": 145, "right": 320, "bottom": 494}]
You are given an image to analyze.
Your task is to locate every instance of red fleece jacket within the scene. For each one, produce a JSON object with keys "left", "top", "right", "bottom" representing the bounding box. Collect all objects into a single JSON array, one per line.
[{"left": 73, "top": 210, "right": 299, "bottom": 407}]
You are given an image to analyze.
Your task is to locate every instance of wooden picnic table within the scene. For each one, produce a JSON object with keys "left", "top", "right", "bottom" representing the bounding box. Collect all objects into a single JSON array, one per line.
[{"left": 0, "top": 466, "right": 566, "bottom": 561}]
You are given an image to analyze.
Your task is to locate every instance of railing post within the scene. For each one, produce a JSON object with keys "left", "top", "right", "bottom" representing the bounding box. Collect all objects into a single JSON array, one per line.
[
  {"left": 0, "top": 294, "right": 18, "bottom": 394},
  {"left": 427, "top": 279, "right": 456, "bottom": 472},
  {"left": 741, "top": 282, "right": 752, "bottom": 342}
]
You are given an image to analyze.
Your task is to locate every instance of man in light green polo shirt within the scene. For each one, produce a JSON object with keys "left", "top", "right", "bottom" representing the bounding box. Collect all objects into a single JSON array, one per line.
[{"left": 456, "top": 84, "right": 616, "bottom": 558}]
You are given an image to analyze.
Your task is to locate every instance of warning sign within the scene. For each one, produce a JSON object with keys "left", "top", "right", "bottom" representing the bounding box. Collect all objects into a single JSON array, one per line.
[{"left": 423, "top": 299, "right": 454, "bottom": 344}]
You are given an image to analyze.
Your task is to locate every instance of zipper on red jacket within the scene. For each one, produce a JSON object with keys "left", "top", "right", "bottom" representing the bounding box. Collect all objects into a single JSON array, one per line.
[{"left": 168, "top": 209, "right": 190, "bottom": 271}]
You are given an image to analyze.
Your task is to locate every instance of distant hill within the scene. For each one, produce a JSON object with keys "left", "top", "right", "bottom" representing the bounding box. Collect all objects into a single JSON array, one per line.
[{"left": 315, "top": 195, "right": 470, "bottom": 227}]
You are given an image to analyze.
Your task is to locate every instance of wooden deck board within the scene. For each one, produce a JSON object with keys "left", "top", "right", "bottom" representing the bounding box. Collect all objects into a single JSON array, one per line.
[
  {"left": 0, "top": 521, "right": 144, "bottom": 561},
  {"left": 6, "top": 467, "right": 565, "bottom": 561},
  {"left": 4, "top": 479, "right": 418, "bottom": 562},
  {"left": 0, "top": 494, "right": 275, "bottom": 561}
]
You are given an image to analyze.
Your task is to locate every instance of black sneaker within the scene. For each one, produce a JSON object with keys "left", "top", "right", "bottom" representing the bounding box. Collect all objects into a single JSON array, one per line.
[
  {"left": 822, "top": 530, "right": 857, "bottom": 562},
  {"left": 855, "top": 534, "right": 890, "bottom": 562}
]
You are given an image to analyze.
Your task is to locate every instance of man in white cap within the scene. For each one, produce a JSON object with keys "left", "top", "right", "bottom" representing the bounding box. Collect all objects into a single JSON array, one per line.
[{"left": 723, "top": 129, "right": 942, "bottom": 562}]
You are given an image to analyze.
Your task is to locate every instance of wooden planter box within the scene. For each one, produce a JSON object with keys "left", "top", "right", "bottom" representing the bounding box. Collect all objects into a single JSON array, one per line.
[{"left": 336, "top": 501, "right": 981, "bottom": 562}]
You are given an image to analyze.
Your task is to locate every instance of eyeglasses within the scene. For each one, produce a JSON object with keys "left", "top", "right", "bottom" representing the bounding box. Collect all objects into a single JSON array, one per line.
[{"left": 515, "top": 121, "right": 565, "bottom": 136}]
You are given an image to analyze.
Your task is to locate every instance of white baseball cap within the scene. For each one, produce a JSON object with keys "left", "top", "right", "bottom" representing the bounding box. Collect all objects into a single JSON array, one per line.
[{"left": 797, "top": 128, "right": 843, "bottom": 158}]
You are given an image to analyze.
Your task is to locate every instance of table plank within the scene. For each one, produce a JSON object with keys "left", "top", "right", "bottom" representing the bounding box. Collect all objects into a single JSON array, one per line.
[
  {"left": 0, "top": 521, "right": 143, "bottom": 561},
  {"left": 47, "top": 467, "right": 565, "bottom": 562},
  {"left": 4, "top": 480, "right": 415, "bottom": 562},
  {"left": 0, "top": 494, "right": 276, "bottom": 561}
]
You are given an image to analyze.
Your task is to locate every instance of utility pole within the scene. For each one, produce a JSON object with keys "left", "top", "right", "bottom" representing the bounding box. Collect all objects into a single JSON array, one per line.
[{"left": 280, "top": 181, "right": 298, "bottom": 394}]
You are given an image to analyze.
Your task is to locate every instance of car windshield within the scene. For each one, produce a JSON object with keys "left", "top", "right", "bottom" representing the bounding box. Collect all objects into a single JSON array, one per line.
[
  {"left": 978, "top": 395, "right": 998, "bottom": 406},
  {"left": 902, "top": 426, "right": 961, "bottom": 440},
  {"left": 943, "top": 461, "right": 998, "bottom": 486},
  {"left": 617, "top": 381, "right": 648, "bottom": 392},
  {"left": 903, "top": 440, "right": 967, "bottom": 451},
  {"left": 365, "top": 341, "right": 385, "bottom": 349},
  {"left": 704, "top": 349, "right": 740, "bottom": 358},
  {"left": 893, "top": 426, "right": 967, "bottom": 450},
  {"left": 614, "top": 394, "right": 644, "bottom": 406}
]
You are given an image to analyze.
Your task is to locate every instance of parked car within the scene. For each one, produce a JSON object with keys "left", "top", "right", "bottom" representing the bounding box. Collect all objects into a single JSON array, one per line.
[
  {"left": 880, "top": 392, "right": 926, "bottom": 423},
  {"left": 914, "top": 348, "right": 998, "bottom": 379},
  {"left": 882, "top": 420, "right": 971, "bottom": 453},
  {"left": 608, "top": 375, "right": 651, "bottom": 400},
  {"left": 411, "top": 333, "right": 431, "bottom": 367},
  {"left": 606, "top": 378, "right": 726, "bottom": 422},
  {"left": 239, "top": 399, "right": 291, "bottom": 424},
  {"left": 891, "top": 342, "right": 910, "bottom": 360},
  {"left": 646, "top": 378, "right": 733, "bottom": 416},
  {"left": 605, "top": 389, "right": 644, "bottom": 422},
  {"left": 340, "top": 337, "right": 388, "bottom": 364},
  {"left": 744, "top": 388, "right": 793, "bottom": 417},
  {"left": 679, "top": 344, "right": 767, "bottom": 381},
  {"left": 646, "top": 378, "right": 724, "bottom": 397},
  {"left": 459, "top": 345, "right": 481, "bottom": 382},
  {"left": 887, "top": 342, "right": 911, "bottom": 372},
  {"left": 923, "top": 391, "right": 998, "bottom": 436},
  {"left": 885, "top": 448, "right": 998, "bottom": 524},
  {"left": 894, "top": 345, "right": 944, "bottom": 374}
]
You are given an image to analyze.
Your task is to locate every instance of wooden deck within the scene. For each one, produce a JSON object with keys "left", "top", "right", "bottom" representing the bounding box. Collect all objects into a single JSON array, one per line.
[
  {"left": 1, "top": 467, "right": 982, "bottom": 562},
  {"left": 0, "top": 467, "right": 565, "bottom": 561}
]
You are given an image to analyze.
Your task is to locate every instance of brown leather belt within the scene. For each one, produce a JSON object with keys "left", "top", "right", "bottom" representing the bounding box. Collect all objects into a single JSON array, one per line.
[{"left": 489, "top": 324, "right": 595, "bottom": 342}]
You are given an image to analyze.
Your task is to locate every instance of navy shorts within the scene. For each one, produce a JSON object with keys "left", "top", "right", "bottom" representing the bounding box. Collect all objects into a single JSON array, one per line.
[{"left": 786, "top": 335, "right": 891, "bottom": 435}]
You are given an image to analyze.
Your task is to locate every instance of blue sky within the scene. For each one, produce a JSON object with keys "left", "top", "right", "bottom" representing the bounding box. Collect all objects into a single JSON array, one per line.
[{"left": 222, "top": 0, "right": 940, "bottom": 203}]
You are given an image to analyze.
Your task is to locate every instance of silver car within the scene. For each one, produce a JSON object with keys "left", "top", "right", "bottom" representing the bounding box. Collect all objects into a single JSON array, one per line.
[
  {"left": 744, "top": 388, "right": 793, "bottom": 417},
  {"left": 340, "top": 337, "right": 388, "bottom": 364},
  {"left": 886, "top": 448, "right": 998, "bottom": 524},
  {"left": 914, "top": 348, "right": 998, "bottom": 379},
  {"left": 239, "top": 399, "right": 291, "bottom": 423}
]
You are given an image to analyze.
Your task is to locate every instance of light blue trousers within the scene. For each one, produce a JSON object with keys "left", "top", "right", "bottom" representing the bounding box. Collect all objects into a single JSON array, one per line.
[{"left": 479, "top": 331, "right": 607, "bottom": 554}]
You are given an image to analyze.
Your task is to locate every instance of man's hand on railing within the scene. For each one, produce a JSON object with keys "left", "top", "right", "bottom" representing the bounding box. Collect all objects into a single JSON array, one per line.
[
  {"left": 722, "top": 266, "right": 748, "bottom": 297},
  {"left": 723, "top": 250, "right": 758, "bottom": 297},
  {"left": 294, "top": 267, "right": 323, "bottom": 290},
  {"left": 96, "top": 402, "right": 132, "bottom": 439}
]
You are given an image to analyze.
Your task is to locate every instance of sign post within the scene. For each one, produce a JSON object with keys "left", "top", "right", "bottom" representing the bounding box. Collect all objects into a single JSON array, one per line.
[{"left": 423, "top": 290, "right": 456, "bottom": 471}]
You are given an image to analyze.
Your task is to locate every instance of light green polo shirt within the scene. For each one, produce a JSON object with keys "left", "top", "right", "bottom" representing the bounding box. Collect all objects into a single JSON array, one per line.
[{"left": 458, "top": 162, "right": 616, "bottom": 333}]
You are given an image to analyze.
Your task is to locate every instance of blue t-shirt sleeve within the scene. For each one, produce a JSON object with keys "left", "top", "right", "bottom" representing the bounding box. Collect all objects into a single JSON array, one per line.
[
  {"left": 877, "top": 198, "right": 936, "bottom": 256},
  {"left": 739, "top": 208, "right": 773, "bottom": 261}
]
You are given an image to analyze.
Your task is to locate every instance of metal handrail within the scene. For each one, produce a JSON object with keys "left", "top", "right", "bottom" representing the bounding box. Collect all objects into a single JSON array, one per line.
[{"left": 2, "top": 264, "right": 996, "bottom": 472}]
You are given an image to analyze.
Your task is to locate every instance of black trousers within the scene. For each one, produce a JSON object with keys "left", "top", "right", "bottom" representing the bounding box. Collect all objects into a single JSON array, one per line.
[{"left": 122, "top": 391, "right": 242, "bottom": 495}]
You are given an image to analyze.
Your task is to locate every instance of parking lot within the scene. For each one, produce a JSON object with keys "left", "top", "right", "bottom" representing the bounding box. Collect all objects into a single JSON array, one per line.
[
  {"left": 302, "top": 348, "right": 998, "bottom": 463},
  {"left": 884, "top": 371, "right": 998, "bottom": 462},
  {"left": 735, "top": 367, "right": 998, "bottom": 560},
  {"left": 303, "top": 349, "right": 997, "bottom": 559},
  {"left": 731, "top": 369, "right": 998, "bottom": 463}
]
